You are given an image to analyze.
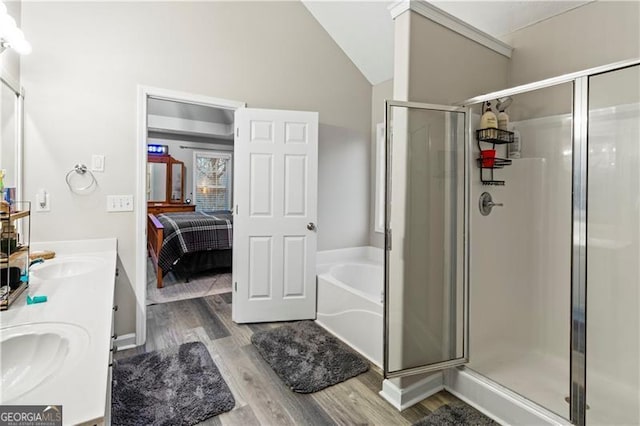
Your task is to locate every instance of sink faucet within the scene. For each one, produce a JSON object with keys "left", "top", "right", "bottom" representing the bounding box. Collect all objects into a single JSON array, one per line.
[{"left": 29, "top": 258, "right": 45, "bottom": 268}]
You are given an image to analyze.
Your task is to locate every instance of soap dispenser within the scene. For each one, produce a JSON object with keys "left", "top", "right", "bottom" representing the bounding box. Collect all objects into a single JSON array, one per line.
[{"left": 480, "top": 102, "right": 498, "bottom": 138}]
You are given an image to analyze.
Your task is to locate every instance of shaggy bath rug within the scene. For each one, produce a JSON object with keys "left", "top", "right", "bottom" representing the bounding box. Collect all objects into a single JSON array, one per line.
[
  {"left": 251, "top": 321, "right": 369, "bottom": 393},
  {"left": 413, "top": 401, "right": 498, "bottom": 426},
  {"left": 111, "top": 342, "right": 235, "bottom": 425}
]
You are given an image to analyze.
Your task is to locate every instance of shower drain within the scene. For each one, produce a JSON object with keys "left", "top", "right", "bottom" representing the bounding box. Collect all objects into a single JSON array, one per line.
[{"left": 564, "top": 396, "right": 590, "bottom": 409}]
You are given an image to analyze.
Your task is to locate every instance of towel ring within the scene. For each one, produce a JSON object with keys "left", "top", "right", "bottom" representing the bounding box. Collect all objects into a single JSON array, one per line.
[{"left": 65, "top": 164, "right": 97, "bottom": 193}]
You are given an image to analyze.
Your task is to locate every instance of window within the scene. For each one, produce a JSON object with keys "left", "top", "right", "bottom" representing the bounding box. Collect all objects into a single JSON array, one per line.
[{"left": 193, "top": 151, "right": 233, "bottom": 211}]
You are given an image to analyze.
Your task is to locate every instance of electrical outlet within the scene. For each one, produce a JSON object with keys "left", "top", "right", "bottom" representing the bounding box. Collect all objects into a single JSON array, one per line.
[{"left": 107, "top": 195, "right": 134, "bottom": 212}]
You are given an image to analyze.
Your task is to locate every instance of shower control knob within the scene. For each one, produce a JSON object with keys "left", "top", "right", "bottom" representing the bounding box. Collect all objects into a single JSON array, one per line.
[
  {"left": 479, "top": 192, "right": 503, "bottom": 216},
  {"left": 307, "top": 222, "right": 316, "bottom": 231}
]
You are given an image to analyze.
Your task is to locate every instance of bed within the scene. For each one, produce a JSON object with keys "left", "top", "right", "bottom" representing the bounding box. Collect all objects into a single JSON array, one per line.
[{"left": 147, "top": 210, "right": 233, "bottom": 288}]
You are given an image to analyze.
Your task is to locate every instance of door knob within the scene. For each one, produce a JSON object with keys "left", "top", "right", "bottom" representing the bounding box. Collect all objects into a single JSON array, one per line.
[{"left": 307, "top": 222, "right": 316, "bottom": 231}]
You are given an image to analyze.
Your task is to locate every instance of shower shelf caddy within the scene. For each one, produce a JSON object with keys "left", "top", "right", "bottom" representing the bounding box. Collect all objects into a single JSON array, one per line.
[{"left": 476, "top": 127, "right": 514, "bottom": 186}]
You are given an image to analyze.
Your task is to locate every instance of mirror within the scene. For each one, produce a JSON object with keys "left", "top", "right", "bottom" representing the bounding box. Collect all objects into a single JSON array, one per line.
[
  {"left": 146, "top": 154, "right": 185, "bottom": 204},
  {"left": 147, "top": 162, "right": 167, "bottom": 202},
  {"left": 171, "top": 162, "right": 183, "bottom": 202},
  {"left": 0, "top": 79, "right": 21, "bottom": 199}
]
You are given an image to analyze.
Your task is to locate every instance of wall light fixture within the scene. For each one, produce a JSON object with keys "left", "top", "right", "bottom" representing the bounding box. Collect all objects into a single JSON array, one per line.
[{"left": 0, "top": 2, "right": 31, "bottom": 55}]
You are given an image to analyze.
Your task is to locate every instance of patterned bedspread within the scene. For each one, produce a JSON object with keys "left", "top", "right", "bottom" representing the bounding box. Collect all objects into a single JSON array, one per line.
[{"left": 157, "top": 210, "right": 233, "bottom": 273}]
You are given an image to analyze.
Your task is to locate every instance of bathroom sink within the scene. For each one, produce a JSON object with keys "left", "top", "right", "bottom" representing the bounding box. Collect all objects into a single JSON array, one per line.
[
  {"left": 0, "top": 322, "right": 90, "bottom": 403},
  {"left": 31, "top": 257, "right": 105, "bottom": 280}
]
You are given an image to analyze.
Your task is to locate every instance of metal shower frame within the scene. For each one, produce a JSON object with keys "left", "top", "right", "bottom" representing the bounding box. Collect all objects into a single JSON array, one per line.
[
  {"left": 382, "top": 57, "right": 639, "bottom": 426},
  {"left": 461, "top": 57, "right": 639, "bottom": 426}
]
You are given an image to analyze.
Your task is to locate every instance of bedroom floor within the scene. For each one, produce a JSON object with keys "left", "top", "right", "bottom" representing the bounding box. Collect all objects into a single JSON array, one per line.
[
  {"left": 116, "top": 292, "right": 460, "bottom": 425},
  {"left": 146, "top": 256, "right": 232, "bottom": 305}
]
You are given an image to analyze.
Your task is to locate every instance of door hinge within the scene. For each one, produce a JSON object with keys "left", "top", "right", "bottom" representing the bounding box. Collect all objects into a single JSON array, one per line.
[
  {"left": 385, "top": 229, "right": 392, "bottom": 251},
  {"left": 234, "top": 282, "right": 237, "bottom": 292},
  {"left": 236, "top": 128, "right": 239, "bottom": 137},
  {"left": 235, "top": 204, "right": 238, "bottom": 214}
]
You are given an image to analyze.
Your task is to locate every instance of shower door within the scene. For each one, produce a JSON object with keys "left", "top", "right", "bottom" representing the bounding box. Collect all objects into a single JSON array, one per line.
[
  {"left": 585, "top": 64, "right": 640, "bottom": 425},
  {"left": 465, "top": 82, "right": 575, "bottom": 421},
  {"left": 383, "top": 101, "right": 468, "bottom": 378}
]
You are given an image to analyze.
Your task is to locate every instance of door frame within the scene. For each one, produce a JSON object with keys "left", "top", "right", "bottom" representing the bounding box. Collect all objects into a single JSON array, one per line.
[{"left": 135, "top": 86, "right": 245, "bottom": 346}]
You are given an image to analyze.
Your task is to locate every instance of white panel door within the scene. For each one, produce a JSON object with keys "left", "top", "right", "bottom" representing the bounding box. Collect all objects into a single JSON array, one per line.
[{"left": 233, "top": 108, "right": 318, "bottom": 323}]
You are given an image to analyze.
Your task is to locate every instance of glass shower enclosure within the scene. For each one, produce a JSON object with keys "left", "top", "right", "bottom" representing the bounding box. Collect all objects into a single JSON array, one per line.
[{"left": 384, "top": 59, "right": 640, "bottom": 425}]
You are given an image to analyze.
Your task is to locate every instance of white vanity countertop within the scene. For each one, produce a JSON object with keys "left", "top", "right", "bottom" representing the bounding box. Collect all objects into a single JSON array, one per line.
[{"left": 1, "top": 238, "right": 118, "bottom": 425}]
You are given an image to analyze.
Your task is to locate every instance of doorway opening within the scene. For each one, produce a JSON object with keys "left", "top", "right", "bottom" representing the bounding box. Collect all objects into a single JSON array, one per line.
[{"left": 135, "top": 86, "right": 245, "bottom": 345}]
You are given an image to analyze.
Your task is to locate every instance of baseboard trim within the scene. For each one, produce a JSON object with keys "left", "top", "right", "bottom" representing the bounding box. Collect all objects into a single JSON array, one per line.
[
  {"left": 379, "top": 372, "right": 444, "bottom": 411},
  {"left": 115, "top": 333, "right": 137, "bottom": 351},
  {"left": 444, "top": 368, "right": 569, "bottom": 425}
]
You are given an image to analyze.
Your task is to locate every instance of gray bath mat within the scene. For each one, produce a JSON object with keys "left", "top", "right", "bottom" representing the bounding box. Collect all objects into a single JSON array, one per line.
[
  {"left": 112, "top": 341, "right": 235, "bottom": 425},
  {"left": 251, "top": 320, "right": 369, "bottom": 393},
  {"left": 413, "top": 401, "right": 498, "bottom": 426}
]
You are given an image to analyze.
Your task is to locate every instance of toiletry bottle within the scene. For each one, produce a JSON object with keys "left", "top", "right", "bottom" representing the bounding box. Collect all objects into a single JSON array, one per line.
[
  {"left": 480, "top": 102, "right": 498, "bottom": 138},
  {"left": 497, "top": 108, "right": 509, "bottom": 131},
  {"left": 0, "top": 170, "right": 8, "bottom": 214},
  {"left": 508, "top": 127, "right": 521, "bottom": 159}
]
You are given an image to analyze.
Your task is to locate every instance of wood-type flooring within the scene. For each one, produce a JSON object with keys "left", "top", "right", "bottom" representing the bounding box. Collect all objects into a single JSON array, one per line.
[{"left": 115, "top": 293, "right": 460, "bottom": 425}]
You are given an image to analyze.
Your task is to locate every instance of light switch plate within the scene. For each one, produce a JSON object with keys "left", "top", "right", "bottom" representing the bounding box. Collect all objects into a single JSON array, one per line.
[
  {"left": 107, "top": 195, "right": 133, "bottom": 212},
  {"left": 92, "top": 155, "right": 105, "bottom": 172}
]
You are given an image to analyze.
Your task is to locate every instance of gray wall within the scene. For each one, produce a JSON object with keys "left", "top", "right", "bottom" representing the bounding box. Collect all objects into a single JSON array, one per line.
[
  {"left": 20, "top": 1, "right": 372, "bottom": 337},
  {"left": 407, "top": 12, "right": 509, "bottom": 104},
  {"left": 503, "top": 1, "right": 640, "bottom": 86}
]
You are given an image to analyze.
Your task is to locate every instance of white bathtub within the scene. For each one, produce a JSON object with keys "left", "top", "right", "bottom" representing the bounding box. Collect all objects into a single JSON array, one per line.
[{"left": 316, "top": 246, "right": 384, "bottom": 367}]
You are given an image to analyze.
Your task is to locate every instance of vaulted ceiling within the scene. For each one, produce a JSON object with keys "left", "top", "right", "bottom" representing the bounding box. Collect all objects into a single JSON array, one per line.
[{"left": 301, "top": 1, "right": 593, "bottom": 85}]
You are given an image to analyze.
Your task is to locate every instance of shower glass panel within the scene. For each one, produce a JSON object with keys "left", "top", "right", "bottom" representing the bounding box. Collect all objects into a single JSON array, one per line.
[
  {"left": 467, "top": 82, "right": 573, "bottom": 420},
  {"left": 586, "top": 64, "right": 640, "bottom": 425},
  {"left": 385, "top": 102, "right": 466, "bottom": 376}
]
